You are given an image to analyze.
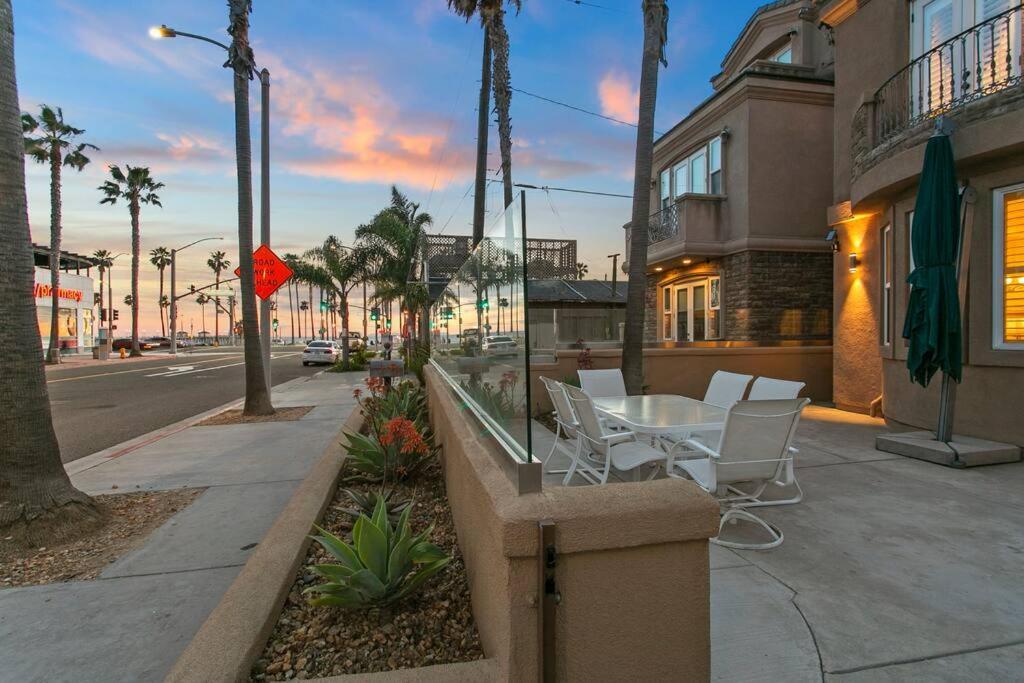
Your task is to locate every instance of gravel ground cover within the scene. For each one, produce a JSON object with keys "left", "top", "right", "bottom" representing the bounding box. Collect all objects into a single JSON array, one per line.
[
  {"left": 0, "top": 488, "right": 201, "bottom": 588},
  {"left": 196, "top": 406, "right": 313, "bottom": 426},
  {"left": 251, "top": 461, "right": 483, "bottom": 680}
]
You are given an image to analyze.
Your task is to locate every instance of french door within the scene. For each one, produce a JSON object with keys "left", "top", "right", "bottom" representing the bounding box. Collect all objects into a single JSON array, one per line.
[{"left": 669, "top": 282, "right": 708, "bottom": 342}]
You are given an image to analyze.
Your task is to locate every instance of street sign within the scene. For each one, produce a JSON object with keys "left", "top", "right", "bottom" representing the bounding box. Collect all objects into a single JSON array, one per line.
[{"left": 233, "top": 245, "right": 293, "bottom": 300}]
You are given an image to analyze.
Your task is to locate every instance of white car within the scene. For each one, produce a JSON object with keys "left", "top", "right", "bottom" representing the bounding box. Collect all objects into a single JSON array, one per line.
[
  {"left": 481, "top": 335, "right": 517, "bottom": 357},
  {"left": 302, "top": 340, "right": 341, "bottom": 366}
]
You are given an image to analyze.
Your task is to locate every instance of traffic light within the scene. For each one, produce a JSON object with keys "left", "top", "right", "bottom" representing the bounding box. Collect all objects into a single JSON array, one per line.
[
  {"left": 189, "top": 284, "right": 196, "bottom": 294},
  {"left": 478, "top": 297, "right": 489, "bottom": 310},
  {"left": 112, "top": 309, "right": 120, "bottom": 321},
  {"left": 319, "top": 301, "right": 328, "bottom": 312},
  {"left": 272, "top": 318, "right": 279, "bottom": 331},
  {"left": 443, "top": 306, "right": 454, "bottom": 320},
  {"left": 100, "top": 308, "right": 107, "bottom": 322},
  {"left": 385, "top": 317, "right": 392, "bottom": 329},
  {"left": 370, "top": 307, "right": 380, "bottom": 321}
]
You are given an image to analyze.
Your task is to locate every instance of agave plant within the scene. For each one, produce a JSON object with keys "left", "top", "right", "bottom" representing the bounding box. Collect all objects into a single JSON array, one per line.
[
  {"left": 306, "top": 497, "right": 449, "bottom": 609},
  {"left": 341, "top": 488, "right": 411, "bottom": 525},
  {"left": 342, "top": 416, "right": 435, "bottom": 483}
]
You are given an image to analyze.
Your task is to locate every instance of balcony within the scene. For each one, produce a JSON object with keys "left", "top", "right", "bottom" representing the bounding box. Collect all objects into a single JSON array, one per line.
[
  {"left": 855, "top": 5, "right": 1023, "bottom": 183},
  {"left": 624, "top": 195, "right": 726, "bottom": 268}
]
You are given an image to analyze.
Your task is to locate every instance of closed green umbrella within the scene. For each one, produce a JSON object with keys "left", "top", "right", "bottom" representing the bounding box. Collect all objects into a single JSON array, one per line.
[{"left": 903, "top": 132, "right": 962, "bottom": 387}]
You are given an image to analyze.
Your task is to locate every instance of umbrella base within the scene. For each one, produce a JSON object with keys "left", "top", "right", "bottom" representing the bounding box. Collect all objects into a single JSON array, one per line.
[{"left": 876, "top": 431, "right": 1021, "bottom": 468}]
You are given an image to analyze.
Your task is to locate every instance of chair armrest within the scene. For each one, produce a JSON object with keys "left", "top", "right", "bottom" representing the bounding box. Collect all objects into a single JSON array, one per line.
[
  {"left": 683, "top": 438, "right": 719, "bottom": 458},
  {"left": 601, "top": 430, "right": 636, "bottom": 444}
]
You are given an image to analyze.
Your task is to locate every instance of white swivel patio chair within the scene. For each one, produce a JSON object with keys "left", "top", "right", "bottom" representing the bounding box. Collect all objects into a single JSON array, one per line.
[
  {"left": 675, "top": 398, "right": 810, "bottom": 549},
  {"left": 578, "top": 368, "right": 627, "bottom": 397},
  {"left": 539, "top": 376, "right": 577, "bottom": 475},
  {"left": 739, "top": 377, "right": 806, "bottom": 507},
  {"left": 703, "top": 370, "right": 754, "bottom": 408},
  {"left": 561, "top": 385, "right": 665, "bottom": 486}
]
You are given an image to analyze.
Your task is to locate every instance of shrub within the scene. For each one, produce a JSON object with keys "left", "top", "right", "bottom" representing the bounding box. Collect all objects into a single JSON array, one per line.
[
  {"left": 341, "top": 488, "right": 411, "bottom": 525},
  {"left": 355, "top": 379, "right": 430, "bottom": 438},
  {"left": 459, "top": 370, "right": 520, "bottom": 420},
  {"left": 329, "top": 346, "right": 374, "bottom": 373},
  {"left": 342, "top": 417, "right": 434, "bottom": 482},
  {"left": 306, "top": 498, "right": 449, "bottom": 609}
]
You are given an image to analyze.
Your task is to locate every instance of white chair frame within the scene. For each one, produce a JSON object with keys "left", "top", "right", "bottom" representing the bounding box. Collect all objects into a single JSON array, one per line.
[
  {"left": 736, "top": 377, "right": 806, "bottom": 508},
  {"left": 539, "top": 376, "right": 576, "bottom": 475},
  {"left": 578, "top": 368, "right": 627, "bottom": 398}
]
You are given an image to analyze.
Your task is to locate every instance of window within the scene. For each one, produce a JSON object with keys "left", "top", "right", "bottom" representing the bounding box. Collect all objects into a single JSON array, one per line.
[
  {"left": 770, "top": 45, "right": 792, "bottom": 63},
  {"left": 907, "top": 210, "right": 916, "bottom": 273},
  {"left": 994, "top": 183, "right": 1024, "bottom": 348},
  {"left": 662, "top": 136, "right": 723, "bottom": 200},
  {"left": 661, "top": 277, "right": 722, "bottom": 341},
  {"left": 660, "top": 169, "right": 671, "bottom": 210},
  {"left": 881, "top": 225, "right": 893, "bottom": 345}
]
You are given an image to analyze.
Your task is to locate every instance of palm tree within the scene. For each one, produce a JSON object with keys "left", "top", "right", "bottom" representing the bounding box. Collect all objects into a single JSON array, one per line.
[
  {"left": 92, "top": 249, "right": 113, "bottom": 336},
  {"left": 226, "top": 0, "right": 273, "bottom": 415},
  {"left": 299, "top": 300, "right": 309, "bottom": 340},
  {"left": 22, "top": 104, "right": 98, "bottom": 364},
  {"left": 98, "top": 164, "right": 163, "bottom": 357},
  {"left": 123, "top": 294, "right": 133, "bottom": 307},
  {"left": 622, "top": 0, "right": 669, "bottom": 395},
  {"left": 196, "top": 293, "right": 211, "bottom": 339},
  {"left": 283, "top": 252, "right": 299, "bottom": 344},
  {"left": 149, "top": 246, "right": 171, "bottom": 336},
  {"left": 449, "top": 0, "right": 522, "bottom": 214},
  {"left": 207, "top": 250, "right": 230, "bottom": 345},
  {"left": 576, "top": 261, "right": 589, "bottom": 280},
  {"left": 357, "top": 187, "right": 433, "bottom": 353},
  {"left": 296, "top": 238, "right": 367, "bottom": 367},
  {"left": 0, "top": 0, "right": 98, "bottom": 545}
]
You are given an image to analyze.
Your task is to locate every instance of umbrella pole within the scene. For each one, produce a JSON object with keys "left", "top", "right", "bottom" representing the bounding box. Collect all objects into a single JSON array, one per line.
[{"left": 935, "top": 186, "right": 977, "bottom": 446}]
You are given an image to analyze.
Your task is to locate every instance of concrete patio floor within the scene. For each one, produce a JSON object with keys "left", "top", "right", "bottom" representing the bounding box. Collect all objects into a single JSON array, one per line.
[{"left": 536, "top": 405, "right": 1024, "bottom": 681}]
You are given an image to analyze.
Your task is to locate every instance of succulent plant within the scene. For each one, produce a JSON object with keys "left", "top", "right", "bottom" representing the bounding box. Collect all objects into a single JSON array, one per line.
[
  {"left": 341, "top": 488, "right": 412, "bottom": 525},
  {"left": 306, "top": 497, "right": 449, "bottom": 609}
]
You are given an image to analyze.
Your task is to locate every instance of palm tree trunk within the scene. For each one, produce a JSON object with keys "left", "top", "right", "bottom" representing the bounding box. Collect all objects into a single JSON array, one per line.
[
  {"left": 46, "top": 143, "right": 62, "bottom": 364},
  {"left": 229, "top": 1, "right": 273, "bottom": 415},
  {"left": 490, "top": 11, "right": 514, "bottom": 212},
  {"left": 472, "top": 26, "right": 491, "bottom": 247},
  {"left": 621, "top": 1, "right": 665, "bottom": 395},
  {"left": 308, "top": 283, "right": 314, "bottom": 338},
  {"left": 0, "top": 0, "right": 99, "bottom": 546},
  {"left": 214, "top": 271, "right": 221, "bottom": 344},
  {"left": 98, "top": 266, "right": 105, "bottom": 338},
  {"left": 341, "top": 292, "right": 350, "bottom": 367},
  {"left": 158, "top": 268, "right": 166, "bottom": 337},
  {"left": 288, "top": 278, "right": 295, "bottom": 344},
  {"left": 129, "top": 199, "right": 142, "bottom": 357}
]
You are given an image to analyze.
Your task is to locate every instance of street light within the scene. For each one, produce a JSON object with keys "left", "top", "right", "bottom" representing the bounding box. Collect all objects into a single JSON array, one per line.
[
  {"left": 104, "top": 253, "right": 127, "bottom": 348},
  {"left": 170, "top": 237, "right": 223, "bottom": 355},
  {"left": 151, "top": 23, "right": 273, "bottom": 386}
]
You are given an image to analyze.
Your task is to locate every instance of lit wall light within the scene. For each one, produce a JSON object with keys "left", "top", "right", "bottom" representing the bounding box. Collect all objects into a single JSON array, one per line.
[
  {"left": 655, "top": 267, "right": 664, "bottom": 272},
  {"left": 682, "top": 258, "right": 693, "bottom": 265},
  {"left": 849, "top": 253, "right": 859, "bottom": 273}
]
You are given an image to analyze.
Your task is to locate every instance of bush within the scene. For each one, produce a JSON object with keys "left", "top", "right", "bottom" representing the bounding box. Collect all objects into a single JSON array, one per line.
[
  {"left": 342, "top": 417, "right": 435, "bottom": 482},
  {"left": 306, "top": 497, "right": 449, "bottom": 609},
  {"left": 329, "top": 346, "right": 374, "bottom": 373},
  {"left": 459, "top": 370, "right": 521, "bottom": 420},
  {"left": 355, "top": 379, "right": 430, "bottom": 438}
]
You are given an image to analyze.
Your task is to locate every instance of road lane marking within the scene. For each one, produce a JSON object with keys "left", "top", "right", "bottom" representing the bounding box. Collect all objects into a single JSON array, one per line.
[
  {"left": 139, "top": 352, "right": 302, "bottom": 378},
  {"left": 47, "top": 354, "right": 244, "bottom": 383},
  {"left": 145, "top": 365, "right": 196, "bottom": 377}
]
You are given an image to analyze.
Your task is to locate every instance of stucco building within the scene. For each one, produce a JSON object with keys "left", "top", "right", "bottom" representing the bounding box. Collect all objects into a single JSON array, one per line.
[
  {"left": 32, "top": 244, "right": 98, "bottom": 355},
  {"left": 822, "top": 0, "right": 1024, "bottom": 445},
  {"left": 628, "top": 0, "right": 836, "bottom": 347}
]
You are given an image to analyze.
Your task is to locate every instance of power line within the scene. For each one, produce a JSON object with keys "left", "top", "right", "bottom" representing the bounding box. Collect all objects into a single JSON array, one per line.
[
  {"left": 511, "top": 86, "right": 665, "bottom": 136},
  {"left": 563, "top": 0, "right": 626, "bottom": 12},
  {"left": 515, "top": 183, "right": 632, "bottom": 199}
]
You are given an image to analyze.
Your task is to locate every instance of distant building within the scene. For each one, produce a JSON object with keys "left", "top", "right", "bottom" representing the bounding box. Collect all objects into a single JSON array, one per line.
[
  {"left": 32, "top": 244, "right": 98, "bottom": 355},
  {"left": 527, "top": 279, "right": 627, "bottom": 350}
]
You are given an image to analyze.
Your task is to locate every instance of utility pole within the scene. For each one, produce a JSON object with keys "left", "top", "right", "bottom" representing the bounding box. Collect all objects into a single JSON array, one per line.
[
  {"left": 607, "top": 253, "right": 621, "bottom": 296},
  {"left": 259, "top": 68, "right": 272, "bottom": 389},
  {"left": 471, "top": 27, "right": 491, "bottom": 247}
]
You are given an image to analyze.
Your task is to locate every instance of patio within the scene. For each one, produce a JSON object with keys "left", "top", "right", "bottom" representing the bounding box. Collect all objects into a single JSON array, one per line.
[{"left": 535, "top": 404, "right": 1024, "bottom": 680}]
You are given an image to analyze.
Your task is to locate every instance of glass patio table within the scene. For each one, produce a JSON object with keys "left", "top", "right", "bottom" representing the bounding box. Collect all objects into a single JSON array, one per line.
[{"left": 592, "top": 394, "right": 727, "bottom": 436}]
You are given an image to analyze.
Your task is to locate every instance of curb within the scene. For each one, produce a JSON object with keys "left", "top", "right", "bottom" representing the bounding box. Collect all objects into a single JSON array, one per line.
[
  {"left": 66, "top": 374, "right": 315, "bottom": 477},
  {"left": 164, "top": 403, "right": 363, "bottom": 683}
]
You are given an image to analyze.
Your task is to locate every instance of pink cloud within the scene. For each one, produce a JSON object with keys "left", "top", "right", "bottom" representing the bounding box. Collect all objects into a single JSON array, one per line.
[{"left": 598, "top": 70, "right": 639, "bottom": 124}]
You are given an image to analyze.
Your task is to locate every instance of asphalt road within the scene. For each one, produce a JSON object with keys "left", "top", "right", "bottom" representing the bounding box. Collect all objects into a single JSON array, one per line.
[{"left": 46, "top": 346, "right": 324, "bottom": 463}]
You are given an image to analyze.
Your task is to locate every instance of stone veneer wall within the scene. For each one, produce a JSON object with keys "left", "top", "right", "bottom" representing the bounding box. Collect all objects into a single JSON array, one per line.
[{"left": 644, "top": 249, "right": 833, "bottom": 343}]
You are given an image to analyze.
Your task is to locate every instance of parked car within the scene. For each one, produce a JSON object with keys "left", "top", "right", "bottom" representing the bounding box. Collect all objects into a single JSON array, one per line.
[
  {"left": 144, "top": 336, "right": 171, "bottom": 348},
  {"left": 481, "top": 335, "right": 517, "bottom": 357},
  {"left": 302, "top": 340, "right": 341, "bottom": 366},
  {"left": 112, "top": 338, "right": 159, "bottom": 351}
]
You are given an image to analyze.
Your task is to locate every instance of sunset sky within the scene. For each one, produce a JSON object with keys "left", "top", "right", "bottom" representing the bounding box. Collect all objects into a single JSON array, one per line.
[{"left": 15, "top": 0, "right": 766, "bottom": 336}]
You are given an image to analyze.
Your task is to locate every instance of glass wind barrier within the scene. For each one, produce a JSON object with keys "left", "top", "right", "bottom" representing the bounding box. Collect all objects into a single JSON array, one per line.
[{"left": 428, "top": 195, "right": 533, "bottom": 463}]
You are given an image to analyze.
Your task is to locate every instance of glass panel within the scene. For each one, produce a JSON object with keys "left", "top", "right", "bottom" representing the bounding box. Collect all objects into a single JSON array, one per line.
[
  {"left": 923, "top": 0, "right": 955, "bottom": 109},
  {"left": 693, "top": 285, "right": 706, "bottom": 340},
  {"left": 429, "top": 196, "right": 533, "bottom": 462},
  {"left": 773, "top": 47, "right": 792, "bottom": 64},
  {"left": 660, "top": 169, "right": 671, "bottom": 209},
  {"left": 676, "top": 288, "right": 689, "bottom": 341},
  {"left": 709, "top": 137, "right": 721, "bottom": 172},
  {"left": 1003, "top": 190, "right": 1024, "bottom": 343},
  {"left": 673, "top": 162, "right": 688, "bottom": 197},
  {"left": 690, "top": 151, "right": 707, "bottom": 194},
  {"left": 977, "top": 0, "right": 1016, "bottom": 90}
]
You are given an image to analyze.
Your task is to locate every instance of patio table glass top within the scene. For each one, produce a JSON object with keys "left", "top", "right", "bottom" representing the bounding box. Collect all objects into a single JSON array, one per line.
[{"left": 592, "top": 394, "right": 727, "bottom": 435}]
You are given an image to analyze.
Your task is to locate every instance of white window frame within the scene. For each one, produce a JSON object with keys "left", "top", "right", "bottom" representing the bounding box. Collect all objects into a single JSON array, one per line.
[
  {"left": 661, "top": 277, "right": 721, "bottom": 342},
  {"left": 881, "top": 224, "right": 893, "bottom": 345},
  {"left": 993, "top": 182, "right": 1024, "bottom": 349},
  {"left": 661, "top": 136, "right": 724, "bottom": 201},
  {"left": 770, "top": 45, "right": 793, "bottom": 63}
]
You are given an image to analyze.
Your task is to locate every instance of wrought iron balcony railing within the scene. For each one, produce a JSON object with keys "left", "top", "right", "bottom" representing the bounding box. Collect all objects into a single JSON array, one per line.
[
  {"left": 648, "top": 204, "right": 679, "bottom": 245},
  {"left": 874, "top": 4, "right": 1022, "bottom": 145}
]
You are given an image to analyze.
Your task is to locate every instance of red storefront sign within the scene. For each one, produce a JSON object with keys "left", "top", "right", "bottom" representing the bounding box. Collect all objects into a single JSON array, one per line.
[
  {"left": 34, "top": 283, "right": 83, "bottom": 302},
  {"left": 233, "top": 245, "right": 294, "bottom": 301}
]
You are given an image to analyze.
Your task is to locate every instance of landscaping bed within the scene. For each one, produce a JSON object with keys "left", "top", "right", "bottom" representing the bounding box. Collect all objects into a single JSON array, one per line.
[
  {"left": 250, "top": 378, "right": 483, "bottom": 680},
  {"left": 0, "top": 488, "right": 200, "bottom": 588},
  {"left": 197, "top": 406, "right": 314, "bottom": 426}
]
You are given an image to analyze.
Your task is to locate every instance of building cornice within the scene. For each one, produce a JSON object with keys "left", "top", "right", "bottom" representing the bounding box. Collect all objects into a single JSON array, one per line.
[{"left": 819, "top": 0, "right": 870, "bottom": 27}]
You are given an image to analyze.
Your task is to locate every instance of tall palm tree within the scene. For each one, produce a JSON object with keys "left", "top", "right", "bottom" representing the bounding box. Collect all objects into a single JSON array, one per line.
[
  {"left": 449, "top": 0, "right": 521, "bottom": 213},
  {"left": 297, "top": 237, "right": 367, "bottom": 367},
  {"left": 0, "top": 0, "right": 98, "bottom": 545},
  {"left": 357, "top": 187, "right": 433, "bottom": 353},
  {"left": 622, "top": 0, "right": 668, "bottom": 395},
  {"left": 576, "top": 261, "right": 589, "bottom": 280},
  {"left": 299, "top": 300, "right": 309, "bottom": 340},
  {"left": 283, "top": 252, "right": 299, "bottom": 344},
  {"left": 226, "top": 0, "right": 273, "bottom": 415},
  {"left": 22, "top": 104, "right": 97, "bottom": 364},
  {"left": 149, "top": 246, "right": 171, "bottom": 336},
  {"left": 92, "top": 249, "right": 113, "bottom": 336},
  {"left": 196, "top": 293, "right": 211, "bottom": 339},
  {"left": 207, "top": 250, "right": 230, "bottom": 344},
  {"left": 98, "top": 164, "right": 163, "bottom": 357}
]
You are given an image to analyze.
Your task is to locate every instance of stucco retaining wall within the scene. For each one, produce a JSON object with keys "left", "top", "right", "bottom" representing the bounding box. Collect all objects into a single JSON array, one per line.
[{"left": 425, "top": 366, "right": 720, "bottom": 681}]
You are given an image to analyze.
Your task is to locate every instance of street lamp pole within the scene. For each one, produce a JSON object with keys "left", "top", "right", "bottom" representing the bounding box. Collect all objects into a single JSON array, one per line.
[
  {"left": 169, "top": 237, "right": 223, "bottom": 355},
  {"left": 108, "top": 253, "right": 127, "bottom": 347}
]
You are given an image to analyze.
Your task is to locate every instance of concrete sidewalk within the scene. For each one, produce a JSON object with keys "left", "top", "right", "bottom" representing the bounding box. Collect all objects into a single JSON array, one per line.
[{"left": 0, "top": 371, "right": 364, "bottom": 683}]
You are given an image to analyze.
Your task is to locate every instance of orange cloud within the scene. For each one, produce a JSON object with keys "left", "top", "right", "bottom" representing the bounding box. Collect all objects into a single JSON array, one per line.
[{"left": 598, "top": 70, "right": 639, "bottom": 124}]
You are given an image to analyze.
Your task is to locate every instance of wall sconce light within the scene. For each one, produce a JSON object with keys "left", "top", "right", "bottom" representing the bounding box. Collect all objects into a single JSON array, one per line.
[
  {"left": 849, "top": 253, "right": 859, "bottom": 273},
  {"left": 682, "top": 258, "right": 693, "bottom": 265},
  {"left": 654, "top": 267, "right": 664, "bottom": 272}
]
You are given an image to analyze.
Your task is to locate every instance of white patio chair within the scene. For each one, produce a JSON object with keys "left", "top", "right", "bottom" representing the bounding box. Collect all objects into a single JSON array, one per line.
[
  {"left": 562, "top": 385, "right": 665, "bottom": 486},
  {"left": 578, "top": 368, "right": 627, "bottom": 397},
  {"left": 738, "top": 377, "right": 806, "bottom": 507},
  {"left": 674, "top": 398, "right": 810, "bottom": 550},
  {"left": 539, "top": 376, "right": 576, "bottom": 475},
  {"left": 660, "top": 370, "right": 753, "bottom": 454}
]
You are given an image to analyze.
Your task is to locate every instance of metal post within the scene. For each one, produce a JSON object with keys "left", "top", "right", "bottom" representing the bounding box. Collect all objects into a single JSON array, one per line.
[
  {"left": 259, "top": 68, "right": 272, "bottom": 389},
  {"left": 538, "top": 520, "right": 557, "bottom": 683},
  {"left": 170, "top": 249, "right": 177, "bottom": 355}
]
